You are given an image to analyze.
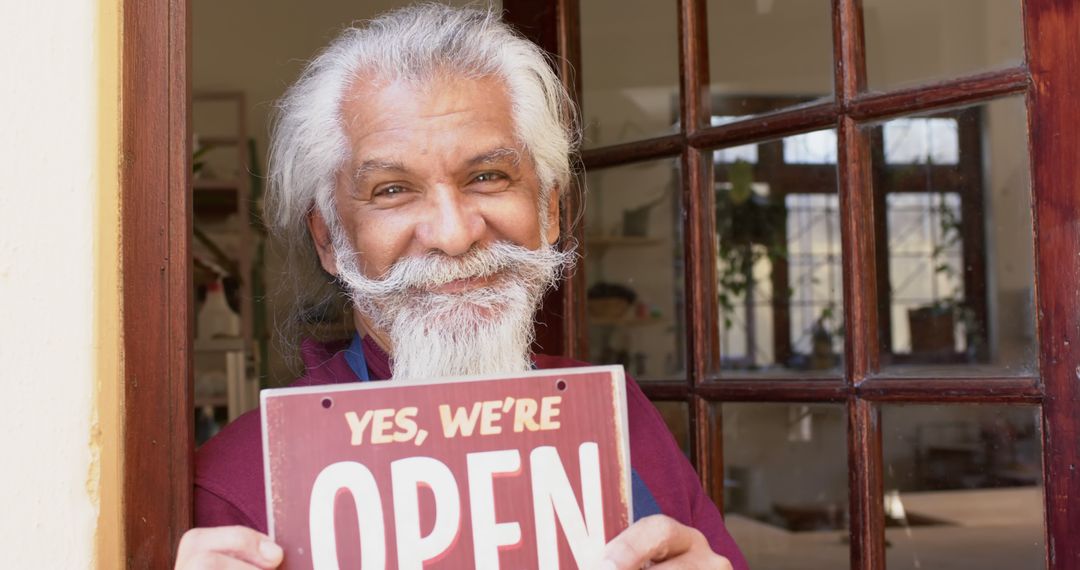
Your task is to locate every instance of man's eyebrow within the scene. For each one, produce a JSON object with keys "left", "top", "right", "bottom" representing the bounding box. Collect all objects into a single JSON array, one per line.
[
  {"left": 466, "top": 147, "right": 522, "bottom": 168},
  {"left": 352, "top": 159, "right": 408, "bottom": 183}
]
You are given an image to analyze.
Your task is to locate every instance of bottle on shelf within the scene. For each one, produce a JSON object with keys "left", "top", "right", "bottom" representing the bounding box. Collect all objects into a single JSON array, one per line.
[{"left": 197, "top": 278, "right": 241, "bottom": 340}]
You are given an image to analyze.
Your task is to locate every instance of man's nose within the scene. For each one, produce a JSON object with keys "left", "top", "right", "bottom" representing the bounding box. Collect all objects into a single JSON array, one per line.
[{"left": 415, "top": 186, "right": 486, "bottom": 256}]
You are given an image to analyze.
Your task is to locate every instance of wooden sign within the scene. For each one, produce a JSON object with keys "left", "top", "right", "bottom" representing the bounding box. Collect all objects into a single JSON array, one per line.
[{"left": 261, "top": 366, "right": 631, "bottom": 569}]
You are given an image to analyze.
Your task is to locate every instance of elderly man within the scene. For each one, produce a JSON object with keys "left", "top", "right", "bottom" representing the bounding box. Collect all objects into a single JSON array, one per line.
[{"left": 178, "top": 5, "right": 747, "bottom": 569}]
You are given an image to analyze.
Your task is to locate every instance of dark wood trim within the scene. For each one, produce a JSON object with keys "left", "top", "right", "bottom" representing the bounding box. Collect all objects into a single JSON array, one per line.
[
  {"left": 1024, "top": 1, "right": 1080, "bottom": 567},
  {"left": 644, "top": 377, "right": 1042, "bottom": 403},
  {"left": 689, "top": 100, "right": 839, "bottom": 149},
  {"left": 555, "top": 0, "right": 588, "bottom": 361},
  {"left": 581, "top": 134, "right": 684, "bottom": 170},
  {"left": 698, "top": 380, "right": 849, "bottom": 402},
  {"left": 849, "top": 67, "right": 1029, "bottom": 122},
  {"left": 121, "top": 0, "right": 192, "bottom": 566},
  {"left": 678, "top": 0, "right": 710, "bottom": 138},
  {"left": 641, "top": 380, "right": 849, "bottom": 402},
  {"left": 834, "top": 0, "right": 866, "bottom": 102},
  {"left": 835, "top": 24, "right": 878, "bottom": 387},
  {"left": 847, "top": 398, "right": 885, "bottom": 570},
  {"left": 868, "top": 127, "right": 893, "bottom": 358},
  {"left": 833, "top": 0, "right": 887, "bottom": 568},
  {"left": 700, "top": 397, "right": 726, "bottom": 510},
  {"left": 639, "top": 382, "right": 692, "bottom": 401},
  {"left": 956, "top": 108, "right": 991, "bottom": 362},
  {"left": 678, "top": 0, "right": 714, "bottom": 482},
  {"left": 556, "top": 0, "right": 582, "bottom": 107},
  {"left": 504, "top": 0, "right": 589, "bottom": 360},
  {"left": 857, "top": 376, "right": 1041, "bottom": 403}
]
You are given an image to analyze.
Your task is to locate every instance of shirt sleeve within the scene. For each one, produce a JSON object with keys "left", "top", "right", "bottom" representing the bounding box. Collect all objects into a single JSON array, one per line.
[
  {"left": 622, "top": 374, "right": 749, "bottom": 569},
  {"left": 688, "top": 473, "right": 750, "bottom": 570},
  {"left": 194, "top": 484, "right": 259, "bottom": 529}
]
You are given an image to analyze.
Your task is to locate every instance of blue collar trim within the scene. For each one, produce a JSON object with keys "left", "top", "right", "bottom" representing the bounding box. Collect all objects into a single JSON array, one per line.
[{"left": 345, "top": 333, "right": 371, "bottom": 382}]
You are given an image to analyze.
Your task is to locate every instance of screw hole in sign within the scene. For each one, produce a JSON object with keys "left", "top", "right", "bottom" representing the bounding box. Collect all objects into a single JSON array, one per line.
[
  {"left": 556, "top": 379, "right": 567, "bottom": 391},
  {"left": 321, "top": 397, "right": 333, "bottom": 409}
]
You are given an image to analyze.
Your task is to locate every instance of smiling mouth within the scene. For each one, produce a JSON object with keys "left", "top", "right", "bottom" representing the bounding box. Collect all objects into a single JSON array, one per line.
[{"left": 430, "top": 273, "right": 499, "bottom": 294}]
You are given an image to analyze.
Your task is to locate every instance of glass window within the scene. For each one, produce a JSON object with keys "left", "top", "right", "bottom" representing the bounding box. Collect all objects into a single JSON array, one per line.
[
  {"left": 882, "top": 405, "right": 1044, "bottom": 569},
  {"left": 584, "top": 158, "right": 685, "bottom": 380}
]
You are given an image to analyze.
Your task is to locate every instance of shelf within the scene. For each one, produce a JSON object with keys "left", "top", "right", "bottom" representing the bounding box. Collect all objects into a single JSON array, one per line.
[
  {"left": 588, "top": 316, "right": 670, "bottom": 327},
  {"left": 194, "top": 395, "right": 229, "bottom": 407},
  {"left": 193, "top": 178, "right": 240, "bottom": 191},
  {"left": 199, "top": 135, "right": 242, "bottom": 147},
  {"left": 586, "top": 235, "right": 663, "bottom": 249},
  {"left": 193, "top": 90, "right": 259, "bottom": 423},
  {"left": 194, "top": 337, "right": 246, "bottom": 352}
]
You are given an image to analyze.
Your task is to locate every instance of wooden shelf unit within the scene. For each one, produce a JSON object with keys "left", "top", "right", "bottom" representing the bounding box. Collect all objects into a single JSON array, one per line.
[{"left": 192, "top": 91, "right": 258, "bottom": 430}]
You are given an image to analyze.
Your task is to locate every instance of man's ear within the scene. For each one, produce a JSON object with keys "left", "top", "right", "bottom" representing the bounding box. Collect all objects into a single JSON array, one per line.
[
  {"left": 543, "top": 185, "right": 562, "bottom": 246},
  {"left": 307, "top": 210, "right": 339, "bottom": 277}
]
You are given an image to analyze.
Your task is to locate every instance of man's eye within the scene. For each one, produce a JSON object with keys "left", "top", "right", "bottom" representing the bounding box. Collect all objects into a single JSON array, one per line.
[
  {"left": 473, "top": 172, "right": 506, "bottom": 184},
  {"left": 373, "top": 185, "right": 407, "bottom": 198}
]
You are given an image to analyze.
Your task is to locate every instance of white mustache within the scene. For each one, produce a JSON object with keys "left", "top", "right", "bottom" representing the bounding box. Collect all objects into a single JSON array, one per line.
[{"left": 336, "top": 241, "right": 572, "bottom": 299}]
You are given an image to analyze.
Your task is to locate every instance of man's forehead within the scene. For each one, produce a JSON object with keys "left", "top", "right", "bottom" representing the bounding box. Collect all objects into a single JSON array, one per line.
[{"left": 351, "top": 146, "right": 524, "bottom": 181}]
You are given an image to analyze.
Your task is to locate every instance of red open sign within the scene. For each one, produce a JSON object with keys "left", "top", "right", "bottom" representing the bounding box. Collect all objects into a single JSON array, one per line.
[{"left": 261, "top": 366, "right": 631, "bottom": 569}]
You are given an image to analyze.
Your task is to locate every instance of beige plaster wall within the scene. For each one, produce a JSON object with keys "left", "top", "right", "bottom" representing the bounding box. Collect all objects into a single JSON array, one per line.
[{"left": 0, "top": 0, "right": 120, "bottom": 566}]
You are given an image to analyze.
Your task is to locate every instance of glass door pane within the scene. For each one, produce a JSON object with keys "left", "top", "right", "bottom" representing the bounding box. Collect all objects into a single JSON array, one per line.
[
  {"left": 882, "top": 404, "right": 1044, "bottom": 569},
  {"left": 707, "top": 0, "right": 834, "bottom": 118},
  {"left": 863, "top": 0, "right": 1025, "bottom": 90},
  {"left": 580, "top": 0, "right": 680, "bottom": 148}
]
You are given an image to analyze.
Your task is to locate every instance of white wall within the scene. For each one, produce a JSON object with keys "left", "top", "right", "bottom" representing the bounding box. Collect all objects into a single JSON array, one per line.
[{"left": 0, "top": 0, "right": 101, "bottom": 567}]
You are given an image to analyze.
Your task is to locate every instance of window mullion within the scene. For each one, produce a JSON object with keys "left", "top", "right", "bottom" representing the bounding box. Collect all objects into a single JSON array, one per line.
[
  {"left": 677, "top": 0, "right": 717, "bottom": 497},
  {"left": 1023, "top": 0, "right": 1080, "bottom": 566},
  {"left": 833, "top": 0, "right": 886, "bottom": 569}
]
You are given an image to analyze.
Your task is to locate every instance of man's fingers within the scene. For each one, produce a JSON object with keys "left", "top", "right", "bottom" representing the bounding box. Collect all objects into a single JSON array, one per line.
[
  {"left": 601, "top": 515, "right": 697, "bottom": 569},
  {"left": 175, "top": 526, "right": 283, "bottom": 569},
  {"left": 179, "top": 552, "right": 270, "bottom": 570}
]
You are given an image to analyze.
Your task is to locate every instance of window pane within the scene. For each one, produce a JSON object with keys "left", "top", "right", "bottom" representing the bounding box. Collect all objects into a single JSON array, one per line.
[
  {"left": 580, "top": 1, "right": 679, "bottom": 148},
  {"left": 869, "top": 96, "right": 1037, "bottom": 376},
  {"left": 864, "top": 0, "right": 1024, "bottom": 91},
  {"left": 882, "top": 405, "right": 1044, "bottom": 569},
  {"left": 713, "top": 130, "right": 843, "bottom": 378},
  {"left": 707, "top": 0, "right": 833, "bottom": 118},
  {"left": 584, "top": 158, "right": 685, "bottom": 381},
  {"left": 721, "top": 403, "right": 850, "bottom": 569}
]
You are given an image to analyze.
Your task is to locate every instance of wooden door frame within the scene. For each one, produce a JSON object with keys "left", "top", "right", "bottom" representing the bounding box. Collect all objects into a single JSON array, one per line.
[
  {"left": 121, "top": 0, "right": 192, "bottom": 566},
  {"left": 119, "top": 0, "right": 1080, "bottom": 568},
  {"left": 1024, "top": 1, "right": 1080, "bottom": 564}
]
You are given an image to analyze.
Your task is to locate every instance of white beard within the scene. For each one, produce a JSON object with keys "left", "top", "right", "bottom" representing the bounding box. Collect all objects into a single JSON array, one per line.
[{"left": 332, "top": 237, "right": 573, "bottom": 381}]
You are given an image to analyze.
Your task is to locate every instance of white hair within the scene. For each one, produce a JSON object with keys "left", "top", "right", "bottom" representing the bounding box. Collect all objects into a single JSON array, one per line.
[{"left": 264, "top": 3, "right": 581, "bottom": 358}]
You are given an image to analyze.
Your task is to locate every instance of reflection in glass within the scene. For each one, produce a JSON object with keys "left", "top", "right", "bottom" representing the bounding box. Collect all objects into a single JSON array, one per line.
[
  {"left": 882, "top": 405, "right": 1044, "bottom": 568},
  {"left": 721, "top": 403, "right": 849, "bottom": 569},
  {"left": 714, "top": 129, "right": 842, "bottom": 376},
  {"left": 870, "top": 97, "right": 1036, "bottom": 375},
  {"left": 707, "top": 0, "right": 833, "bottom": 118},
  {"left": 864, "top": 0, "right": 1024, "bottom": 90},
  {"left": 584, "top": 159, "right": 684, "bottom": 380},
  {"left": 580, "top": 1, "right": 679, "bottom": 148}
]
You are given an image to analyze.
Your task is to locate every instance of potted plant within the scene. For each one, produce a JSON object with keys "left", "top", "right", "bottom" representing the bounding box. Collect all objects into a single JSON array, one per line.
[
  {"left": 715, "top": 160, "right": 788, "bottom": 367},
  {"left": 906, "top": 192, "right": 976, "bottom": 356}
]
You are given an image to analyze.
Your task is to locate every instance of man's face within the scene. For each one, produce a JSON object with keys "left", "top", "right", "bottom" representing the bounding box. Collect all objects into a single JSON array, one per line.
[
  {"left": 309, "top": 74, "right": 568, "bottom": 380},
  {"left": 313, "top": 74, "right": 559, "bottom": 281}
]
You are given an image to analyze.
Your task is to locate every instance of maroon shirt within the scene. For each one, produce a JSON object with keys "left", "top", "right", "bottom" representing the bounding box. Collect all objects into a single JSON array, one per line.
[{"left": 195, "top": 338, "right": 747, "bottom": 568}]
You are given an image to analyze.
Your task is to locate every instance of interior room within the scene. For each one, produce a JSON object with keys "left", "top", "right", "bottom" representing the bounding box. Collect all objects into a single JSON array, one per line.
[{"left": 189, "top": 1, "right": 1043, "bottom": 567}]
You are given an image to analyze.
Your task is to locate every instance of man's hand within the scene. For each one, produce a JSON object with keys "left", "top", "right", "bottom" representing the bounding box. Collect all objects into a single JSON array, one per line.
[
  {"left": 175, "top": 526, "right": 283, "bottom": 569},
  {"left": 600, "top": 515, "right": 733, "bottom": 569}
]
